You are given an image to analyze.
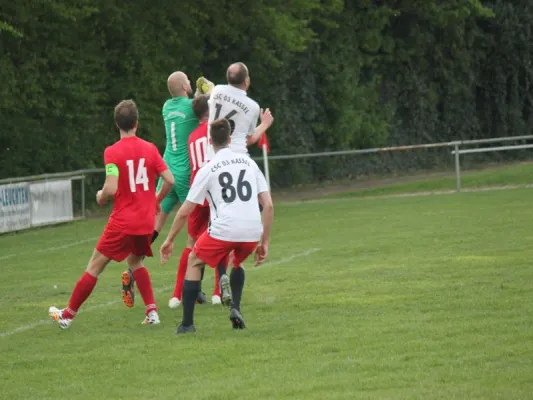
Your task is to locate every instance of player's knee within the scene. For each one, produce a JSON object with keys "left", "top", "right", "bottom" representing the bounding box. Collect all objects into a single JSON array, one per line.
[
  {"left": 187, "top": 251, "right": 203, "bottom": 269},
  {"left": 86, "top": 251, "right": 110, "bottom": 277},
  {"left": 232, "top": 255, "right": 244, "bottom": 269},
  {"left": 126, "top": 255, "right": 144, "bottom": 271},
  {"left": 86, "top": 262, "right": 103, "bottom": 277},
  {"left": 186, "top": 235, "right": 196, "bottom": 249}
]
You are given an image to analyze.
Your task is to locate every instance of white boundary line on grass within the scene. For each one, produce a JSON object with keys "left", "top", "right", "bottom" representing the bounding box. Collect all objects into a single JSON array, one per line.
[
  {"left": 254, "top": 248, "right": 320, "bottom": 269},
  {"left": 0, "top": 237, "right": 99, "bottom": 261},
  {"left": 0, "top": 248, "right": 320, "bottom": 338}
]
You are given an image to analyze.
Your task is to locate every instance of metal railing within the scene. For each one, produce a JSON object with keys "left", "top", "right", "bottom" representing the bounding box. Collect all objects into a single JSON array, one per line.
[
  {"left": 256, "top": 135, "right": 533, "bottom": 191},
  {"left": 1, "top": 134, "right": 532, "bottom": 214}
]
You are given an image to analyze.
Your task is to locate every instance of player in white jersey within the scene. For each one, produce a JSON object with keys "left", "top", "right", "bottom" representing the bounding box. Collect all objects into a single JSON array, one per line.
[
  {"left": 160, "top": 118, "right": 274, "bottom": 334},
  {"left": 206, "top": 62, "right": 274, "bottom": 160}
]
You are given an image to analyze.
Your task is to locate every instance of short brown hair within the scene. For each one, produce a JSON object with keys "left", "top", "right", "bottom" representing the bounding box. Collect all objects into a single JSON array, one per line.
[
  {"left": 114, "top": 100, "right": 138, "bottom": 131},
  {"left": 210, "top": 118, "right": 231, "bottom": 147},
  {"left": 192, "top": 95, "right": 209, "bottom": 119},
  {"left": 227, "top": 63, "right": 248, "bottom": 85}
]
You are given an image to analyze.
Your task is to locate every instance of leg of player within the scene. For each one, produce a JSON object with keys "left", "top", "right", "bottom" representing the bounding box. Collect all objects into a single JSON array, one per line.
[
  {"left": 198, "top": 266, "right": 207, "bottom": 304},
  {"left": 169, "top": 235, "right": 208, "bottom": 309},
  {"left": 176, "top": 252, "right": 205, "bottom": 334},
  {"left": 169, "top": 234, "right": 193, "bottom": 309},
  {"left": 227, "top": 242, "right": 259, "bottom": 330},
  {"left": 230, "top": 265, "right": 245, "bottom": 312},
  {"left": 121, "top": 205, "right": 170, "bottom": 308},
  {"left": 213, "top": 203, "right": 261, "bottom": 304},
  {"left": 217, "top": 255, "right": 232, "bottom": 306},
  {"left": 127, "top": 254, "right": 160, "bottom": 325},
  {"left": 176, "top": 187, "right": 208, "bottom": 305},
  {"left": 49, "top": 249, "right": 111, "bottom": 329},
  {"left": 212, "top": 262, "right": 225, "bottom": 305}
]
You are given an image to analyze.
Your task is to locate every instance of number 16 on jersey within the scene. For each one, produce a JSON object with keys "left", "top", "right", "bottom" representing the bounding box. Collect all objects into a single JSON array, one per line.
[{"left": 214, "top": 104, "right": 237, "bottom": 134}]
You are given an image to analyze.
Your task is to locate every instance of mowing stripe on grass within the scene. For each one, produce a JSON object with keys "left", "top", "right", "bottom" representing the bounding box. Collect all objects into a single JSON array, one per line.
[
  {"left": 0, "top": 237, "right": 99, "bottom": 261},
  {"left": 0, "top": 285, "right": 173, "bottom": 338},
  {"left": 0, "top": 248, "right": 319, "bottom": 338}
]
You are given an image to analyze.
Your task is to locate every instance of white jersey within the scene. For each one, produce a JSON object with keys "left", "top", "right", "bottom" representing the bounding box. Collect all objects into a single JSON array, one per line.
[
  {"left": 207, "top": 85, "right": 260, "bottom": 160},
  {"left": 187, "top": 148, "right": 268, "bottom": 242}
]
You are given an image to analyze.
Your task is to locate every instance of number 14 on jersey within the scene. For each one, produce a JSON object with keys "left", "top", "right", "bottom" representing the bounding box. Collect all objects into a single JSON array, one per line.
[{"left": 126, "top": 158, "right": 149, "bottom": 192}]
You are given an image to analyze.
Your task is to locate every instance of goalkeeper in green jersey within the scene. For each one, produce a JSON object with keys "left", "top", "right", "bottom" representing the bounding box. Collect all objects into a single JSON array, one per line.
[{"left": 159, "top": 71, "right": 198, "bottom": 221}]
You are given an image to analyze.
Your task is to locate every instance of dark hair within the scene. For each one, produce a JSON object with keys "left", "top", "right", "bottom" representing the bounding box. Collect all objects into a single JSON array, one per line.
[
  {"left": 210, "top": 118, "right": 231, "bottom": 147},
  {"left": 192, "top": 95, "right": 209, "bottom": 119},
  {"left": 114, "top": 100, "right": 138, "bottom": 131},
  {"left": 226, "top": 63, "right": 248, "bottom": 85}
]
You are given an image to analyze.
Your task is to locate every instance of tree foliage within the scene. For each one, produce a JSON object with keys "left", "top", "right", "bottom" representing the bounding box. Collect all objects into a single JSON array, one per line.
[{"left": 1, "top": 0, "right": 531, "bottom": 186}]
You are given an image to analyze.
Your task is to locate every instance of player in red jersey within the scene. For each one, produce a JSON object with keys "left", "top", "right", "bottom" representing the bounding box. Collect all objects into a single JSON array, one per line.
[
  {"left": 168, "top": 95, "right": 227, "bottom": 309},
  {"left": 48, "top": 100, "right": 175, "bottom": 329}
]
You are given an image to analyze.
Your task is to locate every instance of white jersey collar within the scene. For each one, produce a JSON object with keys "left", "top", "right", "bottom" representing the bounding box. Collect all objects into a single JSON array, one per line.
[
  {"left": 226, "top": 85, "right": 247, "bottom": 96},
  {"left": 215, "top": 147, "right": 232, "bottom": 156}
]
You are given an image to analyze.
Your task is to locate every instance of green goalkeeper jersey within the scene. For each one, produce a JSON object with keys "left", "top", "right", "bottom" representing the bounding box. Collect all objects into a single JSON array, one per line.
[{"left": 162, "top": 97, "right": 198, "bottom": 177}]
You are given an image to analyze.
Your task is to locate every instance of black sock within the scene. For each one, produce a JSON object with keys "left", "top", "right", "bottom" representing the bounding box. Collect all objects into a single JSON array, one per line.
[
  {"left": 230, "top": 266, "right": 245, "bottom": 311},
  {"left": 198, "top": 267, "right": 205, "bottom": 293},
  {"left": 182, "top": 280, "right": 200, "bottom": 326},
  {"left": 151, "top": 230, "right": 159, "bottom": 244},
  {"left": 217, "top": 263, "right": 227, "bottom": 279}
]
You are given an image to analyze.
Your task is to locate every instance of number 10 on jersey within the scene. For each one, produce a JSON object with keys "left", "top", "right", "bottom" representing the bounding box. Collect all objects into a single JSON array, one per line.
[{"left": 126, "top": 158, "right": 149, "bottom": 192}]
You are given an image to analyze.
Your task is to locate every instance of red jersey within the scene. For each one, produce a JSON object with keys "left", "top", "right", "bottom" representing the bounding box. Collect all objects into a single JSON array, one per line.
[
  {"left": 188, "top": 122, "right": 209, "bottom": 207},
  {"left": 104, "top": 136, "right": 168, "bottom": 234}
]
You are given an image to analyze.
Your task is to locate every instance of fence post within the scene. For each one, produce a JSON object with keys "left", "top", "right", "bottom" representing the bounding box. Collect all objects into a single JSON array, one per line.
[
  {"left": 81, "top": 176, "right": 86, "bottom": 219},
  {"left": 454, "top": 143, "right": 461, "bottom": 192}
]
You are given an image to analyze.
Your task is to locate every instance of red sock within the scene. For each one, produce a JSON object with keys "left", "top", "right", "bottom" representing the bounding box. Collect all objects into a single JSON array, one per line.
[
  {"left": 173, "top": 247, "right": 192, "bottom": 299},
  {"left": 213, "top": 267, "right": 221, "bottom": 296},
  {"left": 63, "top": 272, "right": 97, "bottom": 319},
  {"left": 133, "top": 267, "right": 157, "bottom": 315}
]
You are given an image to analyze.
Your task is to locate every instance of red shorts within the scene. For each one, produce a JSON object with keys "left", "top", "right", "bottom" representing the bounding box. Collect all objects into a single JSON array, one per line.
[
  {"left": 96, "top": 228, "right": 153, "bottom": 262},
  {"left": 193, "top": 232, "right": 258, "bottom": 268},
  {"left": 187, "top": 205, "right": 210, "bottom": 240}
]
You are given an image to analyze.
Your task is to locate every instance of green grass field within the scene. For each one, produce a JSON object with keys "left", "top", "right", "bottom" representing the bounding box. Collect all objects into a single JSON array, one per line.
[
  {"left": 324, "top": 162, "right": 533, "bottom": 199},
  {"left": 2, "top": 188, "right": 533, "bottom": 399}
]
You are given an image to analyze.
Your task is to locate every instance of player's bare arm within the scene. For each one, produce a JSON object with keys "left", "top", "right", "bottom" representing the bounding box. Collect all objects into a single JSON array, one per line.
[
  {"left": 256, "top": 191, "right": 274, "bottom": 266},
  {"left": 160, "top": 200, "right": 196, "bottom": 264},
  {"left": 155, "top": 169, "right": 175, "bottom": 204},
  {"left": 97, "top": 175, "right": 118, "bottom": 205},
  {"left": 247, "top": 108, "right": 274, "bottom": 146}
]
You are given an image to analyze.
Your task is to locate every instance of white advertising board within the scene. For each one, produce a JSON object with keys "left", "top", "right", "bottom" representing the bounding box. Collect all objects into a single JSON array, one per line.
[
  {"left": 0, "top": 183, "right": 31, "bottom": 233},
  {"left": 29, "top": 180, "right": 73, "bottom": 226}
]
